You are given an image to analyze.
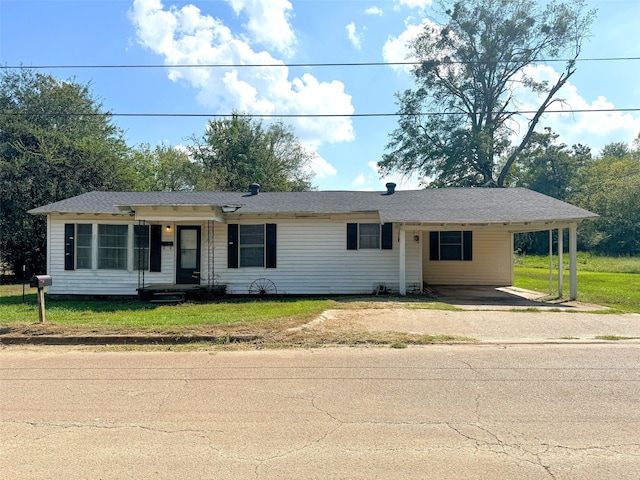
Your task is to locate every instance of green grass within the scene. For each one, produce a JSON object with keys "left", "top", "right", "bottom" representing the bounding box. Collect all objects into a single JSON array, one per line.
[
  {"left": 0, "top": 284, "right": 336, "bottom": 332},
  {"left": 2, "top": 253, "right": 638, "bottom": 335},
  {"left": 515, "top": 252, "right": 640, "bottom": 273},
  {"left": 514, "top": 254, "right": 640, "bottom": 312}
]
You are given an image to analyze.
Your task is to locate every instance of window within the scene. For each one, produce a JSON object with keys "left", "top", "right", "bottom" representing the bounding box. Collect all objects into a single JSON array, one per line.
[
  {"left": 347, "top": 223, "right": 393, "bottom": 250},
  {"left": 239, "top": 224, "right": 265, "bottom": 267},
  {"left": 76, "top": 224, "right": 93, "bottom": 269},
  {"left": 359, "top": 223, "right": 380, "bottom": 249},
  {"left": 440, "top": 231, "right": 462, "bottom": 260},
  {"left": 228, "top": 224, "right": 276, "bottom": 269},
  {"left": 64, "top": 223, "right": 162, "bottom": 272},
  {"left": 134, "top": 225, "right": 150, "bottom": 270},
  {"left": 98, "top": 225, "right": 128, "bottom": 270},
  {"left": 429, "top": 231, "right": 472, "bottom": 261}
]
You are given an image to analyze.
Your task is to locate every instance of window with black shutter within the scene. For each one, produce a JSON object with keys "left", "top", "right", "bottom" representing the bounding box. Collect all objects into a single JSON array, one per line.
[
  {"left": 64, "top": 224, "right": 75, "bottom": 270},
  {"left": 228, "top": 223, "right": 276, "bottom": 268},
  {"left": 347, "top": 223, "right": 393, "bottom": 250},
  {"left": 429, "top": 231, "right": 473, "bottom": 261}
]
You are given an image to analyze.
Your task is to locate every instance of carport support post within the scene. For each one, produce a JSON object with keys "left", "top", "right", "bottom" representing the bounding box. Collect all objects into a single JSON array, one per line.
[
  {"left": 558, "top": 228, "right": 564, "bottom": 297},
  {"left": 399, "top": 228, "right": 406, "bottom": 296},
  {"left": 549, "top": 230, "right": 553, "bottom": 295},
  {"left": 569, "top": 224, "right": 578, "bottom": 301}
]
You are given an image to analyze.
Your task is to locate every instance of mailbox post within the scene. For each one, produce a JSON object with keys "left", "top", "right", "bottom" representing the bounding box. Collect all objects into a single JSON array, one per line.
[{"left": 30, "top": 275, "right": 52, "bottom": 323}]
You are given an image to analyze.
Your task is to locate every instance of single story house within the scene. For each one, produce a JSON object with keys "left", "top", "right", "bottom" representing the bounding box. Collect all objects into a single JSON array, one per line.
[{"left": 28, "top": 184, "right": 597, "bottom": 299}]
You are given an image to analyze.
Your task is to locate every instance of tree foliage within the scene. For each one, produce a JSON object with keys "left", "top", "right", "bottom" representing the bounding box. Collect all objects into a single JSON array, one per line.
[
  {"left": 0, "top": 69, "right": 137, "bottom": 274},
  {"left": 379, "top": 0, "right": 596, "bottom": 187},
  {"left": 569, "top": 153, "right": 640, "bottom": 255},
  {"left": 188, "top": 114, "right": 314, "bottom": 192},
  {"left": 511, "top": 127, "right": 591, "bottom": 200},
  {"left": 509, "top": 128, "right": 591, "bottom": 253},
  {"left": 131, "top": 143, "right": 200, "bottom": 192}
]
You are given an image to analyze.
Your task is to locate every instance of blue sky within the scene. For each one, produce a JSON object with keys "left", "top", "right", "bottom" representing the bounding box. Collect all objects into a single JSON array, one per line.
[{"left": 2, "top": 0, "right": 640, "bottom": 191}]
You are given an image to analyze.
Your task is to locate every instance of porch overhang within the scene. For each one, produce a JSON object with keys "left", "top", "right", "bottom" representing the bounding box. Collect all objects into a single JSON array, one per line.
[{"left": 115, "top": 204, "right": 234, "bottom": 223}]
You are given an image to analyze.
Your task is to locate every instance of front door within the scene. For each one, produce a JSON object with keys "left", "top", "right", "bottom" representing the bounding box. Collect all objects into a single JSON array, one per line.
[{"left": 176, "top": 226, "right": 201, "bottom": 284}]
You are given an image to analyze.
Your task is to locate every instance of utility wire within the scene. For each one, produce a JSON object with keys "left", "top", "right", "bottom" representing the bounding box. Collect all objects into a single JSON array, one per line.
[
  {"left": 3, "top": 57, "right": 640, "bottom": 70},
  {"left": 2, "top": 108, "right": 640, "bottom": 118}
]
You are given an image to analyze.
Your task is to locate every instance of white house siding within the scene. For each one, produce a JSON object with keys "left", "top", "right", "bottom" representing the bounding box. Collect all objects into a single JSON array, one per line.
[
  {"left": 47, "top": 215, "right": 176, "bottom": 296},
  {"left": 214, "top": 218, "right": 421, "bottom": 295},
  {"left": 404, "top": 230, "right": 423, "bottom": 293},
  {"left": 47, "top": 215, "right": 422, "bottom": 296},
  {"left": 422, "top": 228, "right": 512, "bottom": 286}
]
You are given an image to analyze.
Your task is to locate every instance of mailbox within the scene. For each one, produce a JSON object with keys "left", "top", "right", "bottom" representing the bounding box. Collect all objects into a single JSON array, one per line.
[{"left": 30, "top": 275, "right": 52, "bottom": 288}]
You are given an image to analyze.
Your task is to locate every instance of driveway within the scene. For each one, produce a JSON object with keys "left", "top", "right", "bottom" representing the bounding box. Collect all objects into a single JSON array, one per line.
[
  {"left": 299, "top": 287, "right": 640, "bottom": 344},
  {"left": 427, "top": 285, "right": 607, "bottom": 311}
]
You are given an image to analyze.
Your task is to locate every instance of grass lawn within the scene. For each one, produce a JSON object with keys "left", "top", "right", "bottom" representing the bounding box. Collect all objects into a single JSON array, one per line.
[
  {"left": 0, "top": 284, "right": 461, "bottom": 346},
  {"left": 0, "top": 283, "right": 338, "bottom": 333},
  {"left": 0, "top": 283, "right": 452, "bottom": 335},
  {"left": 514, "top": 254, "right": 640, "bottom": 312},
  {"left": 1, "top": 253, "right": 637, "bottom": 341}
]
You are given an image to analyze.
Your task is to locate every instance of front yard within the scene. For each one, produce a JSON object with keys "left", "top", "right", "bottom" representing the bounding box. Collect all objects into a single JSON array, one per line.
[{"left": 1, "top": 253, "right": 638, "bottom": 348}]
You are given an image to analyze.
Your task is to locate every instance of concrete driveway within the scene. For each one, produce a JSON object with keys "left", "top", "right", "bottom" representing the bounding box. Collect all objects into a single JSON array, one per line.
[
  {"left": 427, "top": 285, "right": 606, "bottom": 311},
  {"left": 306, "top": 286, "right": 640, "bottom": 345}
]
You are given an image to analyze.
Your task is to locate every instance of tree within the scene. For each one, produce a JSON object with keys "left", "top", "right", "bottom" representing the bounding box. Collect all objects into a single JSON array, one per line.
[
  {"left": 188, "top": 114, "right": 314, "bottom": 192},
  {"left": 507, "top": 128, "right": 590, "bottom": 253},
  {"left": 0, "top": 69, "right": 137, "bottom": 274},
  {"left": 131, "top": 143, "right": 200, "bottom": 192},
  {"left": 569, "top": 151, "right": 640, "bottom": 255},
  {"left": 599, "top": 142, "right": 630, "bottom": 159},
  {"left": 511, "top": 127, "right": 590, "bottom": 200},
  {"left": 379, "top": 0, "right": 596, "bottom": 187}
]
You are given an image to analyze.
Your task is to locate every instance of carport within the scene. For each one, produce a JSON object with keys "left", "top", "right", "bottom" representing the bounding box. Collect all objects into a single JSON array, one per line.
[
  {"left": 387, "top": 188, "right": 597, "bottom": 300},
  {"left": 427, "top": 285, "right": 594, "bottom": 310}
]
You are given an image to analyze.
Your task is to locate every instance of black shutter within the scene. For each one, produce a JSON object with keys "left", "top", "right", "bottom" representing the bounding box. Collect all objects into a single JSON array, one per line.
[
  {"left": 429, "top": 231, "right": 439, "bottom": 261},
  {"left": 266, "top": 223, "right": 277, "bottom": 268},
  {"left": 381, "top": 223, "right": 393, "bottom": 250},
  {"left": 463, "top": 231, "right": 473, "bottom": 261},
  {"left": 64, "top": 224, "right": 75, "bottom": 270},
  {"left": 150, "top": 225, "right": 162, "bottom": 272},
  {"left": 347, "top": 223, "right": 358, "bottom": 250},
  {"left": 228, "top": 224, "right": 239, "bottom": 268}
]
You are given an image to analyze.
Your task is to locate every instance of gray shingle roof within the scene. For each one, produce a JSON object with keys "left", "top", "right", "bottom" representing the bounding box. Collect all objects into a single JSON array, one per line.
[{"left": 28, "top": 188, "right": 597, "bottom": 224}]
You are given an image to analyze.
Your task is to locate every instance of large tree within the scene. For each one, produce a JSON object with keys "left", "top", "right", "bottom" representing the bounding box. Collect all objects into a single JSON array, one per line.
[
  {"left": 569, "top": 148, "right": 640, "bottom": 256},
  {"left": 511, "top": 127, "right": 591, "bottom": 200},
  {"left": 131, "top": 143, "right": 200, "bottom": 192},
  {"left": 509, "top": 127, "right": 591, "bottom": 254},
  {"left": 189, "top": 114, "right": 314, "bottom": 192},
  {"left": 0, "top": 69, "right": 137, "bottom": 274},
  {"left": 379, "top": 0, "right": 596, "bottom": 187}
]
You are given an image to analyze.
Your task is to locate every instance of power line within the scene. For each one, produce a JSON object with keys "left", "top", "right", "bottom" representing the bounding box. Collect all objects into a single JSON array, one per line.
[
  {"left": 3, "top": 57, "right": 640, "bottom": 70},
  {"left": 2, "top": 108, "right": 640, "bottom": 118}
]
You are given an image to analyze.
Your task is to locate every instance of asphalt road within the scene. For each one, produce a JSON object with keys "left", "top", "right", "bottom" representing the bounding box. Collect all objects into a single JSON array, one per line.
[{"left": 2, "top": 345, "right": 639, "bottom": 479}]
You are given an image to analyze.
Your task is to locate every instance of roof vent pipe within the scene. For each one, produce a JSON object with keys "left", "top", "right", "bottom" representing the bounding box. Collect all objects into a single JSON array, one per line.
[
  {"left": 249, "top": 183, "right": 260, "bottom": 195},
  {"left": 385, "top": 182, "right": 396, "bottom": 195}
]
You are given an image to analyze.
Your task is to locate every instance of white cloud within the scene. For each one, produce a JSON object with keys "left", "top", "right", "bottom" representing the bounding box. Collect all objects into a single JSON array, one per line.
[
  {"left": 365, "top": 6, "right": 383, "bottom": 16},
  {"left": 226, "top": 0, "right": 296, "bottom": 55},
  {"left": 129, "top": 0, "right": 355, "bottom": 152},
  {"left": 513, "top": 65, "right": 640, "bottom": 152},
  {"left": 352, "top": 174, "right": 366, "bottom": 186},
  {"left": 395, "top": 0, "right": 432, "bottom": 10},
  {"left": 305, "top": 147, "right": 337, "bottom": 178},
  {"left": 382, "top": 19, "right": 433, "bottom": 73},
  {"left": 346, "top": 22, "right": 363, "bottom": 50}
]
